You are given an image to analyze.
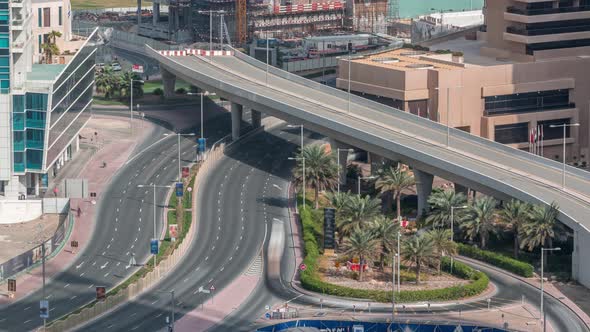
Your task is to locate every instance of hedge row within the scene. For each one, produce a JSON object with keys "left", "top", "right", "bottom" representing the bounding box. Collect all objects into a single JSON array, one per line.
[
  {"left": 458, "top": 243, "right": 534, "bottom": 278},
  {"left": 298, "top": 206, "right": 489, "bottom": 303}
]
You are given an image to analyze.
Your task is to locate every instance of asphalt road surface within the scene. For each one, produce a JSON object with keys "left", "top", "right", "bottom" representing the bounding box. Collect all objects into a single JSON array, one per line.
[
  {"left": 76, "top": 124, "right": 303, "bottom": 331},
  {"left": 0, "top": 106, "right": 231, "bottom": 331}
]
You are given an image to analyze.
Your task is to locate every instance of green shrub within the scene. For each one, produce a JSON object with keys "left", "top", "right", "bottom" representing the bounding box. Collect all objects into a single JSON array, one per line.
[
  {"left": 298, "top": 204, "right": 489, "bottom": 303},
  {"left": 458, "top": 243, "right": 533, "bottom": 277},
  {"left": 153, "top": 87, "right": 164, "bottom": 96},
  {"left": 175, "top": 87, "right": 186, "bottom": 94}
]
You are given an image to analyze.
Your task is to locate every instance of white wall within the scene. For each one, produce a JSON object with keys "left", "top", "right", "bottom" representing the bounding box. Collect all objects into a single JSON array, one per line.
[{"left": 0, "top": 199, "right": 43, "bottom": 223}]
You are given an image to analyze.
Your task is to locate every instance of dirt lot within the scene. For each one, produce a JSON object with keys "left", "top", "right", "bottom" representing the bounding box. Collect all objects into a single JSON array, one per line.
[{"left": 0, "top": 214, "right": 65, "bottom": 263}]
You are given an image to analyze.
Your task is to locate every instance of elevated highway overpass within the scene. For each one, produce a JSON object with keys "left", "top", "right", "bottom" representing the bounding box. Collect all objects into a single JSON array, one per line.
[{"left": 146, "top": 45, "right": 590, "bottom": 288}]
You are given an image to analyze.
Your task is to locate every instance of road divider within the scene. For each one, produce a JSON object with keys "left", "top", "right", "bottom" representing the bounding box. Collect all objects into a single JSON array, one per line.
[{"left": 46, "top": 141, "right": 228, "bottom": 332}]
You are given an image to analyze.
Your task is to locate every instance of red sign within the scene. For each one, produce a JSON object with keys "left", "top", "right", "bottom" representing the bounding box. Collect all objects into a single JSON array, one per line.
[
  {"left": 132, "top": 64, "right": 144, "bottom": 73},
  {"left": 400, "top": 219, "right": 409, "bottom": 228},
  {"left": 182, "top": 166, "right": 190, "bottom": 178},
  {"left": 210, "top": 285, "right": 215, "bottom": 291},
  {"left": 299, "top": 263, "right": 307, "bottom": 271},
  {"left": 96, "top": 286, "right": 106, "bottom": 301}
]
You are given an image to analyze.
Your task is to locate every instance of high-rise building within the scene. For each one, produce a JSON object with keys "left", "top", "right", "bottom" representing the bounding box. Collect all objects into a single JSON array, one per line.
[
  {"left": 336, "top": 0, "right": 590, "bottom": 165},
  {"left": 0, "top": 0, "right": 96, "bottom": 199}
]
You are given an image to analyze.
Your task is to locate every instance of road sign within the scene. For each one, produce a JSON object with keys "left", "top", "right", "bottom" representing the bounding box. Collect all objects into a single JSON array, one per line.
[
  {"left": 265, "top": 305, "right": 270, "bottom": 310},
  {"left": 210, "top": 285, "right": 215, "bottom": 292},
  {"left": 299, "top": 263, "right": 307, "bottom": 271},
  {"left": 40, "top": 300, "right": 49, "bottom": 319},
  {"left": 169, "top": 224, "right": 178, "bottom": 241},
  {"left": 150, "top": 239, "right": 159, "bottom": 255},
  {"left": 323, "top": 208, "right": 336, "bottom": 250},
  {"left": 7, "top": 278, "right": 16, "bottom": 292},
  {"left": 265, "top": 312, "right": 271, "bottom": 319},
  {"left": 197, "top": 286, "right": 210, "bottom": 294},
  {"left": 132, "top": 64, "right": 144, "bottom": 73},
  {"left": 96, "top": 286, "right": 106, "bottom": 301},
  {"left": 175, "top": 183, "right": 183, "bottom": 197},
  {"left": 197, "top": 138, "right": 206, "bottom": 153}
]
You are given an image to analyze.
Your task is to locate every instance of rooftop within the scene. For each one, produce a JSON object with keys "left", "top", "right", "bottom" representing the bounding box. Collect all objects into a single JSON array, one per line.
[
  {"left": 429, "top": 38, "right": 516, "bottom": 67},
  {"left": 27, "top": 64, "right": 67, "bottom": 82},
  {"left": 351, "top": 48, "right": 464, "bottom": 72}
]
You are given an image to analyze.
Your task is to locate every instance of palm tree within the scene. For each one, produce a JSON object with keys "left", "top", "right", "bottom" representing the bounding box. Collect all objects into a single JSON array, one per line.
[
  {"left": 336, "top": 194, "right": 381, "bottom": 242},
  {"left": 120, "top": 71, "right": 144, "bottom": 99},
  {"left": 292, "top": 144, "right": 339, "bottom": 209},
  {"left": 342, "top": 227, "right": 380, "bottom": 282},
  {"left": 426, "top": 189, "right": 468, "bottom": 228},
  {"left": 371, "top": 215, "right": 401, "bottom": 270},
  {"left": 375, "top": 165, "right": 415, "bottom": 217},
  {"left": 498, "top": 200, "right": 531, "bottom": 258},
  {"left": 325, "top": 191, "right": 351, "bottom": 212},
  {"left": 520, "top": 202, "right": 568, "bottom": 254},
  {"left": 95, "top": 66, "right": 116, "bottom": 99},
  {"left": 401, "top": 234, "right": 435, "bottom": 283},
  {"left": 461, "top": 196, "right": 498, "bottom": 249},
  {"left": 42, "top": 30, "right": 62, "bottom": 63},
  {"left": 426, "top": 229, "right": 457, "bottom": 274}
]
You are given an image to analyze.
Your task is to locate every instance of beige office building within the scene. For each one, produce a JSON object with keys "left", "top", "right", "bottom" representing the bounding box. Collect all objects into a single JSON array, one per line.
[{"left": 337, "top": 0, "right": 590, "bottom": 165}]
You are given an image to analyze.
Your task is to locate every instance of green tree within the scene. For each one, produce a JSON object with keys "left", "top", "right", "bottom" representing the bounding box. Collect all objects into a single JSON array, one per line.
[
  {"left": 119, "top": 71, "right": 144, "bottom": 99},
  {"left": 426, "top": 228, "right": 457, "bottom": 274},
  {"left": 370, "top": 215, "right": 400, "bottom": 270},
  {"left": 292, "top": 145, "right": 339, "bottom": 209},
  {"left": 401, "top": 234, "right": 435, "bottom": 283},
  {"left": 95, "top": 66, "right": 116, "bottom": 99},
  {"left": 426, "top": 189, "right": 468, "bottom": 228},
  {"left": 375, "top": 165, "right": 415, "bottom": 217},
  {"left": 498, "top": 199, "right": 531, "bottom": 258},
  {"left": 520, "top": 202, "right": 568, "bottom": 255},
  {"left": 342, "top": 227, "right": 380, "bottom": 282},
  {"left": 461, "top": 196, "right": 498, "bottom": 249},
  {"left": 42, "top": 30, "right": 62, "bottom": 63},
  {"left": 336, "top": 194, "right": 381, "bottom": 242}
]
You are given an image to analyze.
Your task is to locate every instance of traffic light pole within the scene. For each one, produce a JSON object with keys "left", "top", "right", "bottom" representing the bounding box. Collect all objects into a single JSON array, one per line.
[{"left": 42, "top": 243, "right": 46, "bottom": 330}]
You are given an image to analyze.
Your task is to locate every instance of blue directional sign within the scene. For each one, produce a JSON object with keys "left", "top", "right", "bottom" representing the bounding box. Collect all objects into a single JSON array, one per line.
[
  {"left": 175, "top": 182, "right": 183, "bottom": 197},
  {"left": 198, "top": 138, "right": 206, "bottom": 153},
  {"left": 150, "top": 239, "right": 159, "bottom": 255},
  {"left": 40, "top": 300, "right": 49, "bottom": 319}
]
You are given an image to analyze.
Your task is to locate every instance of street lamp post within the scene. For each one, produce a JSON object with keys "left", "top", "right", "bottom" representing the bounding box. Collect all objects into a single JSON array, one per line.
[
  {"left": 164, "top": 133, "right": 197, "bottom": 181},
  {"left": 435, "top": 86, "right": 462, "bottom": 147},
  {"left": 549, "top": 123, "right": 580, "bottom": 189},
  {"left": 289, "top": 157, "right": 306, "bottom": 209},
  {"left": 198, "top": 10, "right": 225, "bottom": 62},
  {"left": 397, "top": 231, "right": 401, "bottom": 292},
  {"left": 541, "top": 247, "right": 561, "bottom": 332},
  {"left": 336, "top": 148, "right": 354, "bottom": 194},
  {"left": 392, "top": 253, "right": 398, "bottom": 321},
  {"left": 130, "top": 79, "right": 144, "bottom": 135},
  {"left": 357, "top": 175, "right": 376, "bottom": 197},
  {"left": 187, "top": 92, "right": 205, "bottom": 138},
  {"left": 287, "top": 124, "right": 304, "bottom": 152},
  {"left": 347, "top": 40, "right": 352, "bottom": 113},
  {"left": 137, "top": 183, "right": 172, "bottom": 269}
]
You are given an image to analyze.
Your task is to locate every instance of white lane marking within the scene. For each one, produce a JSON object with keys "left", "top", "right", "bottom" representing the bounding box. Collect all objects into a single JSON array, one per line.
[
  {"left": 211, "top": 246, "right": 215, "bottom": 251},
  {"left": 115, "top": 227, "right": 118, "bottom": 232},
  {"left": 46, "top": 294, "right": 53, "bottom": 299},
  {"left": 115, "top": 217, "right": 118, "bottom": 222},
  {"left": 106, "top": 244, "right": 111, "bottom": 249},
  {"left": 116, "top": 262, "right": 121, "bottom": 266},
  {"left": 156, "top": 173, "right": 160, "bottom": 178},
  {"left": 183, "top": 278, "right": 189, "bottom": 283},
  {"left": 130, "top": 244, "right": 135, "bottom": 249},
  {"left": 23, "top": 320, "right": 32, "bottom": 324},
  {"left": 126, "top": 251, "right": 130, "bottom": 256},
  {"left": 88, "top": 284, "right": 94, "bottom": 289},
  {"left": 273, "top": 184, "right": 282, "bottom": 190},
  {"left": 100, "top": 262, "right": 109, "bottom": 269},
  {"left": 104, "top": 272, "right": 110, "bottom": 277},
  {"left": 64, "top": 283, "right": 70, "bottom": 288},
  {"left": 151, "top": 300, "right": 158, "bottom": 305},
  {"left": 49, "top": 307, "right": 55, "bottom": 312},
  {"left": 92, "top": 261, "right": 96, "bottom": 266},
  {"left": 156, "top": 313, "right": 162, "bottom": 318},
  {"left": 76, "top": 261, "right": 84, "bottom": 269},
  {"left": 107, "top": 324, "right": 114, "bottom": 329},
  {"left": 116, "top": 208, "right": 119, "bottom": 212},
  {"left": 229, "top": 256, "right": 233, "bottom": 261},
  {"left": 208, "top": 278, "right": 213, "bottom": 283},
  {"left": 205, "top": 256, "right": 209, "bottom": 261},
  {"left": 138, "top": 226, "right": 141, "bottom": 231},
  {"left": 195, "top": 267, "right": 200, "bottom": 271},
  {"left": 24, "top": 306, "right": 31, "bottom": 311},
  {"left": 80, "top": 272, "right": 85, "bottom": 277},
  {"left": 130, "top": 312, "right": 137, "bottom": 317},
  {"left": 139, "top": 208, "right": 142, "bottom": 213},
  {"left": 70, "top": 295, "right": 77, "bottom": 300},
  {"left": 111, "top": 237, "right": 114, "bottom": 242},
  {"left": 220, "top": 267, "right": 225, "bottom": 272},
  {"left": 134, "top": 237, "right": 138, "bottom": 242}
]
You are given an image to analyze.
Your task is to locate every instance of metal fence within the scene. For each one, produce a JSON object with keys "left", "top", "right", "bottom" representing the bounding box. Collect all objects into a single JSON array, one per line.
[{"left": 0, "top": 200, "right": 72, "bottom": 282}]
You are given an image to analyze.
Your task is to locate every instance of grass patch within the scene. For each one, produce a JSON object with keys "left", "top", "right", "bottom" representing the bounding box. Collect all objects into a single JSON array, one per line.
[
  {"left": 72, "top": 0, "right": 152, "bottom": 9},
  {"left": 143, "top": 79, "right": 191, "bottom": 94},
  {"left": 92, "top": 96, "right": 126, "bottom": 106}
]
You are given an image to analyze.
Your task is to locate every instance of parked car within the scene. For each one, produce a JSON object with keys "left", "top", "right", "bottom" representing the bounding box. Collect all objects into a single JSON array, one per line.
[{"left": 111, "top": 62, "right": 122, "bottom": 71}]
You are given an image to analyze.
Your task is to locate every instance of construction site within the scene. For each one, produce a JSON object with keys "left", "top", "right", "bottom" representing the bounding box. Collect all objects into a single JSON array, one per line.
[{"left": 134, "top": 0, "right": 398, "bottom": 44}]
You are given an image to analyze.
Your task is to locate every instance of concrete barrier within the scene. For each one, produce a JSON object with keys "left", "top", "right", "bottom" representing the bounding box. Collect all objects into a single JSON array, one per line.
[{"left": 46, "top": 143, "right": 227, "bottom": 332}]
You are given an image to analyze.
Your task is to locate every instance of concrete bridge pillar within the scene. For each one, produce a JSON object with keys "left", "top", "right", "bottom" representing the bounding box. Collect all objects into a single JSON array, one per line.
[
  {"left": 251, "top": 109, "right": 262, "bottom": 129},
  {"left": 454, "top": 183, "right": 469, "bottom": 197},
  {"left": 414, "top": 169, "right": 434, "bottom": 219},
  {"left": 330, "top": 139, "right": 354, "bottom": 188},
  {"left": 152, "top": 3, "right": 160, "bottom": 25},
  {"left": 231, "top": 102, "right": 243, "bottom": 141},
  {"left": 161, "top": 68, "right": 176, "bottom": 99}
]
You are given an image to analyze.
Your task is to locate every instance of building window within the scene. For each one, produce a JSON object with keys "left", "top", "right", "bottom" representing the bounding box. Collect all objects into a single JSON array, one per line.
[
  {"left": 539, "top": 118, "right": 572, "bottom": 140},
  {"left": 43, "top": 8, "right": 50, "bottom": 27},
  {"left": 494, "top": 122, "right": 529, "bottom": 144},
  {"left": 58, "top": 6, "right": 62, "bottom": 26},
  {"left": 38, "top": 8, "right": 42, "bottom": 27},
  {"left": 484, "top": 90, "right": 571, "bottom": 116}
]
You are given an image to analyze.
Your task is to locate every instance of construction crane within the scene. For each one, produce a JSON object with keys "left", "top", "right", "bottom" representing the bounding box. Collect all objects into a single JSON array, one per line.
[{"left": 236, "top": 0, "right": 247, "bottom": 45}]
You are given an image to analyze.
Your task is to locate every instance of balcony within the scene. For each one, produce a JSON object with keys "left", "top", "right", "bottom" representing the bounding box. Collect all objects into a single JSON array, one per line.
[
  {"left": 11, "top": 0, "right": 24, "bottom": 7},
  {"left": 13, "top": 141, "right": 24, "bottom": 151},
  {"left": 26, "top": 162, "right": 41, "bottom": 170},
  {"left": 26, "top": 119, "right": 45, "bottom": 129},
  {"left": 507, "top": 6, "right": 590, "bottom": 16},
  {"left": 26, "top": 140, "right": 44, "bottom": 150},
  {"left": 13, "top": 117, "right": 24, "bottom": 131},
  {"left": 13, "top": 163, "right": 24, "bottom": 173},
  {"left": 504, "top": 28, "right": 590, "bottom": 44},
  {"left": 506, "top": 6, "right": 590, "bottom": 23},
  {"left": 507, "top": 24, "right": 590, "bottom": 36},
  {"left": 484, "top": 102, "right": 575, "bottom": 117}
]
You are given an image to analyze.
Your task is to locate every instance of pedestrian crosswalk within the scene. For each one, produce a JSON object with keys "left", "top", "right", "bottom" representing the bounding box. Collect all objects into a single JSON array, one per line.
[{"left": 244, "top": 254, "right": 263, "bottom": 276}]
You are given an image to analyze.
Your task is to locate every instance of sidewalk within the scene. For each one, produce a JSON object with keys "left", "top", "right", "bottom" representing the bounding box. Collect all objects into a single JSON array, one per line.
[{"left": 0, "top": 115, "right": 155, "bottom": 307}]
